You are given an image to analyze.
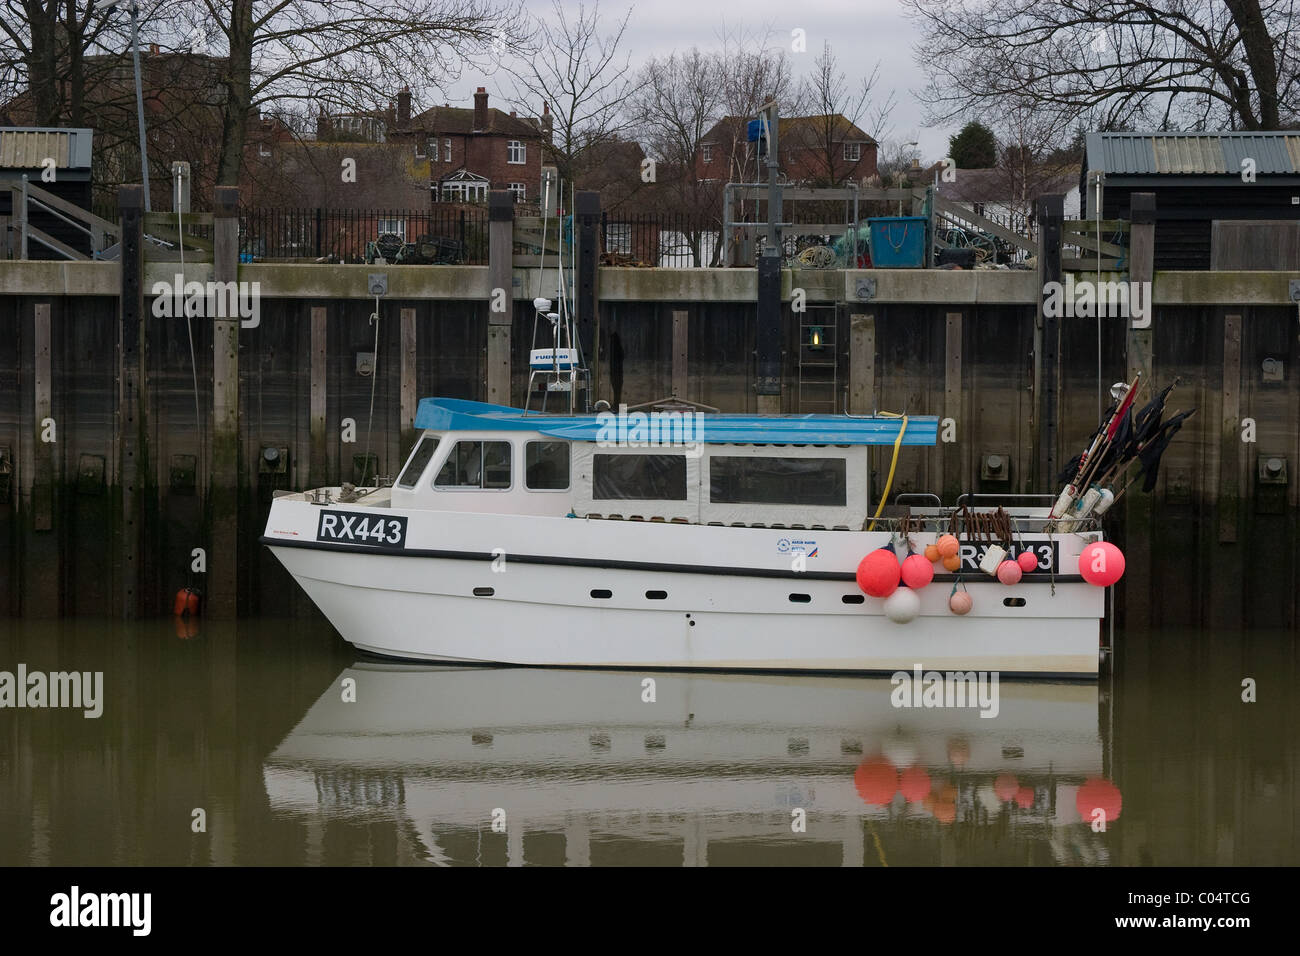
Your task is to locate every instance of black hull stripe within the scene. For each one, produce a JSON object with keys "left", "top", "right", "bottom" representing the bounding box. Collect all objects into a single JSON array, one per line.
[{"left": 261, "top": 535, "right": 1086, "bottom": 584}]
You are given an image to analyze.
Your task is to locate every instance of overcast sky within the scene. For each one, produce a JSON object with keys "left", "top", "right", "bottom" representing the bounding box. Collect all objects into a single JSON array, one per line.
[{"left": 439, "top": 0, "right": 951, "bottom": 162}]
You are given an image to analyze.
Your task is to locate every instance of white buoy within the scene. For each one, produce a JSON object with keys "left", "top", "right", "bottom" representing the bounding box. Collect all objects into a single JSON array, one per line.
[
  {"left": 978, "top": 543, "right": 1007, "bottom": 575},
  {"left": 884, "top": 587, "right": 920, "bottom": 623},
  {"left": 1092, "top": 487, "right": 1116, "bottom": 515},
  {"left": 1051, "top": 484, "right": 1077, "bottom": 519}
]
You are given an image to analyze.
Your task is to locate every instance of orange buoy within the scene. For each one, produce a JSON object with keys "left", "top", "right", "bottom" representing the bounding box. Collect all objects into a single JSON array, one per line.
[
  {"left": 901, "top": 554, "right": 935, "bottom": 589},
  {"left": 949, "top": 590, "right": 972, "bottom": 614},
  {"left": 174, "top": 616, "right": 199, "bottom": 640},
  {"left": 1014, "top": 786, "right": 1035, "bottom": 809},
  {"left": 997, "top": 559, "right": 1022, "bottom": 585},
  {"left": 173, "top": 587, "right": 200, "bottom": 617},
  {"left": 936, "top": 534, "right": 960, "bottom": 558},
  {"left": 923, "top": 543, "right": 941, "bottom": 562},
  {"left": 856, "top": 549, "right": 901, "bottom": 598},
  {"left": 941, "top": 553, "right": 961, "bottom": 572}
]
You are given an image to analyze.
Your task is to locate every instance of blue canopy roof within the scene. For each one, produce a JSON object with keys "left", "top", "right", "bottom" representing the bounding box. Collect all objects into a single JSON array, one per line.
[{"left": 414, "top": 398, "right": 938, "bottom": 446}]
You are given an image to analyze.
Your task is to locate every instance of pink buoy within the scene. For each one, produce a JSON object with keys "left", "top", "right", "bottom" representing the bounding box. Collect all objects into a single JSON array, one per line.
[
  {"left": 1016, "top": 550, "right": 1038, "bottom": 573},
  {"left": 948, "top": 590, "right": 972, "bottom": 615},
  {"left": 1079, "top": 541, "right": 1125, "bottom": 587},
  {"left": 901, "top": 554, "right": 935, "bottom": 589},
  {"left": 856, "top": 549, "right": 901, "bottom": 598},
  {"left": 997, "top": 559, "right": 1022, "bottom": 585}
]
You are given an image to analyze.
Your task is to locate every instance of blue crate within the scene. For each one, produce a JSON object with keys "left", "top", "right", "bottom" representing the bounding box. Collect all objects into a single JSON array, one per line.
[{"left": 868, "top": 217, "right": 928, "bottom": 268}]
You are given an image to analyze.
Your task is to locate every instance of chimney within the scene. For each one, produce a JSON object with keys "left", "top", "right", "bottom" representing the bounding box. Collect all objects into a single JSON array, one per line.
[
  {"left": 541, "top": 101, "right": 552, "bottom": 143},
  {"left": 398, "top": 86, "right": 411, "bottom": 126},
  {"left": 316, "top": 108, "right": 330, "bottom": 141},
  {"left": 473, "top": 87, "right": 488, "bottom": 131},
  {"left": 149, "top": 43, "right": 159, "bottom": 55}
]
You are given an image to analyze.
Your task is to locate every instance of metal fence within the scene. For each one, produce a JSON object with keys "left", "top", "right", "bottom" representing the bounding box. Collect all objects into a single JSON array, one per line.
[{"left": 237, "top": 207, "right": 490, "bottom": 263}]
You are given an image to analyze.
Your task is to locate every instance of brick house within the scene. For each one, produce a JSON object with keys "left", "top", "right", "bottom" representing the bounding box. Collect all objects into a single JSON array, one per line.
[
  {"left": 390, "top": 87, "right": 549, "bottom": 204},
  {"left": 695, "top": 114, "right": 878, "bottom": 186}
]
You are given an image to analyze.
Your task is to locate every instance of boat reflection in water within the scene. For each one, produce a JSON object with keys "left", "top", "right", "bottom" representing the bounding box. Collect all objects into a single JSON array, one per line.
[{"left": 263, "top": 663, "right": 1121, "bottom": 866}]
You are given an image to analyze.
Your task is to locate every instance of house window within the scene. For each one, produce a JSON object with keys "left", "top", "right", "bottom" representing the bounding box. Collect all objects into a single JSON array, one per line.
[
  {"left": 507, "top": 140, "right": 526, "bottom": 164},
  {"left": 709, "top": 456, "right": 847, "bottom": 506},
  {"left": 441, "top": 181, "right": 488, "bottom": 202},
  {"left": 444, "top": 138, "right": 452, "bottom": 163},
  {"left": 593, "top": 454, "right": 687, "bottom": 501},
  {"left": 701, "top": 144, "right": 713, "bottom": 163},
  {"left": 844, "top": 143, "right": 861, "bottom": 162},
  {"left": 435, "top": 440, "right": 511, "bottom": 489},
  {"left": 525, "top": 441, "right": 569, "bottom": 490},
  {"left": 508, "top": 182, "right": 527, "bottom": 202},
  {"left": 377, "top": 218, "right": 405, "bottom": 239}
]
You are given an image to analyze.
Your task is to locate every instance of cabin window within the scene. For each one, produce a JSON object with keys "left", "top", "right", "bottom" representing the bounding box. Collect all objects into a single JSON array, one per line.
[
  {"left": 708, "top": 456, "right": 846, "bottom": 506},
  {"left": 526, "top": 440, "right": 570, "bottom": 490},
  {"left": 396, "top": 436, "right": 439, "bottom": 489},
  {"left": 593, "top": 454, "right": 687, "bottom": 500},
  {"left": 435, "top": 440, "right": 511, "bottom": 489}
]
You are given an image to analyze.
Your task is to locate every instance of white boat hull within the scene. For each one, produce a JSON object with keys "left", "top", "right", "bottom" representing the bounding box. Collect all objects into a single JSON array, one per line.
[{"left": 265, "top": 497, "right": 1105, "bottom": 676}]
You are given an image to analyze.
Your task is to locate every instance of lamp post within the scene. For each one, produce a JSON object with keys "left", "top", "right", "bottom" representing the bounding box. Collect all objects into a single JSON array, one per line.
[{"left": 126, "top": 2, "right": 151, "bottom": 211}]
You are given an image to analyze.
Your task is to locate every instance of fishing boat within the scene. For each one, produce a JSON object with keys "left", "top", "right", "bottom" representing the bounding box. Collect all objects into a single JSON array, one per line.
[{"left": 261, "top": 391, "right": 1128, "bottom": 676}]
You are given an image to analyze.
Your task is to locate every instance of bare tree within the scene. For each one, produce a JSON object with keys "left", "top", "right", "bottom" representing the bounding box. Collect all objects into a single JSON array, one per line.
[
  {"left": 630, "top": 47, "right": 724, "bottom": 263},
  {"left": 794, "top": 41, "right": 895, "bottom": 187},
  {"left": 715, "top": 22, "right": 800, "bottom": 187},
  {"left": 902, "top": 0, "right": 1298, "bottom": 132},
  {"left": 504, "top": 0, "right": 638, "bottom": 192},
  {"left": 186, "top": 0, "right": 529, "bottom": 186}
]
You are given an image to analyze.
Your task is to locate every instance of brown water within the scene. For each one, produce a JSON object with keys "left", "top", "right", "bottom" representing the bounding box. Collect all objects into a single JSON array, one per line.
[{"left": 0, "top": 615, "right": 1295, "bottom": 866}]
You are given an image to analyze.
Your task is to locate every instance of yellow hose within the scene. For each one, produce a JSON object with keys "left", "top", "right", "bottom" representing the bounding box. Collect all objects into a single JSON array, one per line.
[{"left": 867, "top": 412, "right": 908, "bottom": 531}]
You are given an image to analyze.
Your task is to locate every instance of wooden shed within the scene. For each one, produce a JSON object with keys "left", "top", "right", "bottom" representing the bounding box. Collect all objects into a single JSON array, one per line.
[
  {"left": 1083, "top": 131, "right": 1300, "bottom": 269},
  {"left": 0, "top": 127, "right": 95, "bottom": 259}
]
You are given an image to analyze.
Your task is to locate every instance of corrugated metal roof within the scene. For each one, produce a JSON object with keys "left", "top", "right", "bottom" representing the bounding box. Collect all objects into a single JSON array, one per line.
[
  {"left": 1087, "top": 131, "right": 1300, "bottom": 176},
  {"left": 0, "top": 127, "right": 93, "bottom": 170}
]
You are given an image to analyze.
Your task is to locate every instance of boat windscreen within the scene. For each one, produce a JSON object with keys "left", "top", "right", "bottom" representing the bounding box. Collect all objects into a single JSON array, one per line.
[{"left": 396, "top": 436, "right": 439, "bottom": 489}]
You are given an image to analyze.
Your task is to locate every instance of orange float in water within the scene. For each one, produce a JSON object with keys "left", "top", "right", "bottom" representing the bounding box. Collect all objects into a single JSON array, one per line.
[
  {"left": 936, "top": 534, "right": 960, "bottom": 558},
  {"left": 993, "top": 773, "right": 1020, "bottom": 802},
  {"left": 173, "top": 587, "right": 200, "bottom": 618},
  {"left": 899, "top": 766, "right": 932, "bottom": 802},
  {"left": 932, "top": 801, "right": 957, "bottom": 824},
  {"left": 173, "top": 616, "right": 199, "bottom": 640},
  {"left": 1075, "top": 777, "right": 1123, "bottom": 822},
  {"left": 854, "top": 757, "right": 899, "bottom": 805},
  {"left": 1014, "top": 786, "right": 1035, "bottom": 809}
]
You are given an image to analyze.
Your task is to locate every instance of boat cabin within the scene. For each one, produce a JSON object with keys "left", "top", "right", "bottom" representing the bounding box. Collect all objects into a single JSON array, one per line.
[{"left": 390, "top": 398, "right": 939, "bottom": 528}]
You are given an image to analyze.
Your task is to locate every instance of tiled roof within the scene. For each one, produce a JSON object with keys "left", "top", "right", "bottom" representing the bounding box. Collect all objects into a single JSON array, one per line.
[{"left": 406, "top": 105, "right": 543, "bottom": 138}]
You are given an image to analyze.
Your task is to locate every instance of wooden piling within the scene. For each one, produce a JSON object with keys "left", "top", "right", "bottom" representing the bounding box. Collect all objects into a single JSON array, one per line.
[
  {"left": 848, "top": 313, "right": 875, "bottom": 415},
  {"left": 1124, "top": 192, "right": 1157, "bottom": 634},
  {"left": 208, "top": 187, "right": 240, "bottom": 618},
  {"left": 308, "top": 305, "right": 327, "bottom": 488},
  {"left": 943, "top": 310, "right": 965, "bottom": 501},
  {"left": 1033, "top": 194, "right": 1064, "bottom": 491},
  {"left": 487, "top": 191, "right": 513, "bottom": 406},
  {"left": 671, "top": 310, "right": 689, "bottom": 400},
  {"left": 116, "top": 184, "right": 145, "bottom": 619},
  {"left": 400, "top": 306, "right": 417, "bottom": 459}
]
